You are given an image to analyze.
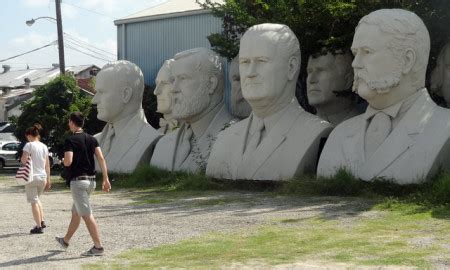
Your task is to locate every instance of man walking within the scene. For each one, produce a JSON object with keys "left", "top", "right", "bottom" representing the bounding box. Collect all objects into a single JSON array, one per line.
[{"left": 56, "top": 112, "right": 111, "bottom": 256}]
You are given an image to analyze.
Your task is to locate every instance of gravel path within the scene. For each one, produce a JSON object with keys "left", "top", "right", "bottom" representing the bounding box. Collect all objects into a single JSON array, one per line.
[{"left": 0, "top": 174, "right": 376, "bottom": 270}]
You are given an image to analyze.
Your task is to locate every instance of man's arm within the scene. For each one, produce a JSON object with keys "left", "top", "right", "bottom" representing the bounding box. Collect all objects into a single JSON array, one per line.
[
  {"left": 45, "top": 155, "right": 51, "bottom": 190},
  {"left": 95, "top": 147, "right": 111, "bottom": 192},
  {"left": 64, "top": 151, "right": 73, "bottom": 166}
]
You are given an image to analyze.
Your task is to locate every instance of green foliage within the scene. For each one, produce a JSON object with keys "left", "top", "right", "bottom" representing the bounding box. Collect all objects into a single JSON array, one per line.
[
  {"left": 12, "top": 75, "right": 95, "bottom": 156},
  {"left": 143, "top": 84, "right": 162, "bottom": 129},
  {"left": 200, "top": 0, "right": 450, "bottom": 65}
]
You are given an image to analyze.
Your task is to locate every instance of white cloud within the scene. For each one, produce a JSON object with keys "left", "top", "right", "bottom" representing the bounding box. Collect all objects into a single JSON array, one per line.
[
  {"left": 22, "top": 0, "right": 49, "bottom": 8},
  {"left": 10, "top": 32, "right": 56, "bottom": 48},
  {"left": 62, "top": 4, "right": 79, "bottom": 20}
]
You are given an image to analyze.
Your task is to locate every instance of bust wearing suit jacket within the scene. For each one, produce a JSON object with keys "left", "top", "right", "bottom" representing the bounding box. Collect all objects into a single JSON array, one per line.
[
  {"left": 317, "top": 9, "right": 450, "bottom": 184},
  {"left": 93, "top": 60, "right": 161, "bottom": 173},
  {"left": 206, "top": 23, "right": 332, "bottom": 181},
  {"left": 150, "top": 48, "right": 232, "bottom": 173}
]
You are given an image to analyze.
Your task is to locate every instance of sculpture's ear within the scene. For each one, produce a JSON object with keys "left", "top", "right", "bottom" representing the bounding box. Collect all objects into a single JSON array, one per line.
[
  {"left": 344, "top": 71, "right": 353, "bottom": 90},
  {"left": 208, "top": 75, "right": 218, "bottom": 94},
  {"left": 402, "top": 48, "right": 416, "bottom": 75},
  {"left": 122, "top": 87, "right": 133, "bottom": 103},
  {"left": 287, "top": 56, "right": 300, "bottom": 81}
]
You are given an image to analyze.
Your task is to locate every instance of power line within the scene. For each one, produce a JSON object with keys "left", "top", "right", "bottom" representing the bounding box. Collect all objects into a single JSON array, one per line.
[
  {"left": 65, "top": 44, "right": 113, "bottom": 62},
  {"left": 0, "top": 41, "right": 57, "bottom": 62},
  {"left": 62, "top": 2, "right": 115, "bottom": 19},
  {"left": 64, "top": 39, "right": 115, "bottom": 61},
  {"left": 64, "top": 34, "right": 116, "bottom": 57}
]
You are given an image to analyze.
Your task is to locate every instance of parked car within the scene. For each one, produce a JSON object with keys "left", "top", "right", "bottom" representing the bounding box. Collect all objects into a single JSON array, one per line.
[
  {"left": 0, "top": 141, "right": 61, "bottom": 170},
  {"left": 0, "top": 141, "right": 21, "bottom": 169}
]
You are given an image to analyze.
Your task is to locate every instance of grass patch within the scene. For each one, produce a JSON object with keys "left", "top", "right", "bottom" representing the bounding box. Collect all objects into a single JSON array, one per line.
[{"left": 85, "top": 205, "right": 450, "bottom": 269}]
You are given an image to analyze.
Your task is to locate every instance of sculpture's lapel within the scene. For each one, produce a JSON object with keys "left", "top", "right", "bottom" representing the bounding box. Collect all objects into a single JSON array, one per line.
[
  {"left": 239, "top": 103, "right": 298, "bottom": 179},
  {"left": 343, "top": 118, "right": 367, "bottom": 168},
  {"left": 172, "top": 123, "right": 188, "bottom": 171},
  {"left": 106, "top": 117, "right": 144, "bottom": 170},
  {"left": 359, "top": 91, "right": 430, "bottom": 179}
]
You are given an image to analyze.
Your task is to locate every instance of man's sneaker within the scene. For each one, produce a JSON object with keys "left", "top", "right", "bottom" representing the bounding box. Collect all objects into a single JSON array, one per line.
[
  {"left": 81, "top": 246, "right": 104, "bottom": 257},
  {"left": 30, "top": 226, "right": 43, "bottom": 234},
  {"left": 55, "top": 237, "right": 69, "bottom": 249},
  {"left": 41, "top": 221, "right": 47, "bottom": 229}
]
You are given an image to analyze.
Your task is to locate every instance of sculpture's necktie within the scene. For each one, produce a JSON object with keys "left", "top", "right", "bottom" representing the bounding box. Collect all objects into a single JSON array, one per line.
[
  {"left": 364, "top": 112, "right": 392, "bottom": 158},
  {"left": 175, "top": 124, "right": 193, "bottom": 168},
  {"left": 244, "top": 120, "right": 265, "bottom": 159},
  {"left": 102, "top": 125, "right": 115, "bottom": 156}
]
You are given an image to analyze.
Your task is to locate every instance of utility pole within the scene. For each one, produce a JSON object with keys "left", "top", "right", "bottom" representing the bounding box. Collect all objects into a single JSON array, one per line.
[{"left": 55, "top": 0, "right": 65, "bottom": 75}]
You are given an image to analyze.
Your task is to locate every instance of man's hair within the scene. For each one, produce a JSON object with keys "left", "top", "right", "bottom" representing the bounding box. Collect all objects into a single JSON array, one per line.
[
  {"left": 101, "top": 60, "right": 145, "bottom": 100},
  {"left": 431, "top": 42, "right": 450, "bottom": 93},
  {"left": 241, "top": 23, "right": 301, "bottom": 64},
  {"left": 173, "top": 48, "right": 224, "bottom": 94},
  {"left": 69, "top": 112, "right": 85, "bottom": 127},
  {"left": 357, "top": 9, "right": 430, "bottom": 88}
]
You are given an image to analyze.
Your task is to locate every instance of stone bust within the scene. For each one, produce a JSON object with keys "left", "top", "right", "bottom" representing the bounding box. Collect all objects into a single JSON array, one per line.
[
  {"left": 229, "top": 56, "right": 251, "bottom": 119},
  {"left": 307, "top": 51, "right": 360, "bottom": 126},
  {"left": 317, "top": 9, "right": 450, "bottom": 184},
  {"left": 154, "top": 59, "right": 178, "bottom": 134},
  {"left": 206, "top": 23, "right": 332, "bottom": 181},
  {"left": 93, "top": 60, "right": 161, "bottom": 173},
  {"left": 150, "top": 47, "right": 232, "bottom": 173},
  {"left": 430, "top": 42, "right": 450, "bottom": 107}
]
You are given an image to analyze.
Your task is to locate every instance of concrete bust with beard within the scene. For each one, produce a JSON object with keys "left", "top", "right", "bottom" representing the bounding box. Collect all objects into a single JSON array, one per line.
[
  {"left": 154, "top": 59, "right": 178, "bottom": 134},
  {"left": 93, "top": 60, "right": 161, "bottom": 173},
  {"left": 317, "top": 9, "right": 450, "bottom": 184},
  {"left": 307, "top": 51, "right": 360, "bottom": 126},
  {"left": 206, "top": 23, "right": 332, "bottom": 181},
  {"left": 430, "top": 42, "right": 450, "bottom": 107},
  {"left": 150, "top": 48, "right": 232, "bottom": 173}
]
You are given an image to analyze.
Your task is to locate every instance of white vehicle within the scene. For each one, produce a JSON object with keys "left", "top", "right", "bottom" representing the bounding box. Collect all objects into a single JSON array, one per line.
[{"left": 0, "top": 141, "right": 20, "bottom": 169}]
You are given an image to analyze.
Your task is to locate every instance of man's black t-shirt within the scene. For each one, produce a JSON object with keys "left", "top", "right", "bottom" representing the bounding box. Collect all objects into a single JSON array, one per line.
[{"left": 64, "top": 132, "right": 99, "bottom": 178}]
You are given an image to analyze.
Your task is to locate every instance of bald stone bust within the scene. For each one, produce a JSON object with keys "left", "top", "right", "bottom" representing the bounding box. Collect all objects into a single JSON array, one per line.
[
  {"left": 154, "top": 59, "right": 179, "bottom": 134},
  {"left": 206, "top": 23, "right": 332, "bottom": 181},
  {"left": 93, "top": 60, "right": 161, "bottom": 173},
  {"left": 307, "top": 51, "right": 360, "bottom": 126},
  {"left": 150, "top": 48, "right": 232, "bottom": 173},
  {"left": 431, "top": 42, "right": 450, "bottom": 107},
  {"left": 229, "top": 56, "right": 251, "bottom": 120},
  {"left": 317, "top": 9, "right": 450, "bottom": 184}
]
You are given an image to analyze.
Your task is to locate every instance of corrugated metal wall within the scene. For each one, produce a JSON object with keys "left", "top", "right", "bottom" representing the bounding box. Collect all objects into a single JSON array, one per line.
[
  {"left": 117, "top": 12, "right": 231, "bottom": 108},
  {"left": 117, "top": 13, "right": 223, "bottom": 85}
]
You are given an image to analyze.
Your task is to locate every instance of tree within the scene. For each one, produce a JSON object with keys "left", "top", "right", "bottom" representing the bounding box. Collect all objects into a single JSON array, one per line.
[
  {"left": 199, "top": 0, "right": 450, "bottom": 108},
  {"left": 12, "top": 75, "right": 103, "bottom": 157}
]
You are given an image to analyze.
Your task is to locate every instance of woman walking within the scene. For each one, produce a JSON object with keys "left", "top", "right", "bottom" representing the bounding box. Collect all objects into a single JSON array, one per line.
[{"left": 21, "top": 125, "right": 51, "bottom": 234}]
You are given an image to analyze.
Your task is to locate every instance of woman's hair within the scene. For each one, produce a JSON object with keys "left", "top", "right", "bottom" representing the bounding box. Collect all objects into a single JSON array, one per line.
[{"left": 25, "top": 124, "right": 42, "bottom": 137}]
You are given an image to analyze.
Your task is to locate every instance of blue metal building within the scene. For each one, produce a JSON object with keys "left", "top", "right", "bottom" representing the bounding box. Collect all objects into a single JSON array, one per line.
[{"left": 114, "top": 0, "right": 224, "bottom": 87}]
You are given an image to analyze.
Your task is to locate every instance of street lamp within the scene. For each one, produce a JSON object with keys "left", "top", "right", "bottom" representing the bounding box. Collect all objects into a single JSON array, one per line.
[{"left": 26, "top": 0, "right": 65, "bottom": 75}]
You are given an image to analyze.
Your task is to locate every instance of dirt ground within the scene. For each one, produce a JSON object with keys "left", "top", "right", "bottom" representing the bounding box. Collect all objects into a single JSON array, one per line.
[{"left": 0, "top": 173, "right": 416, "bottom": 270}]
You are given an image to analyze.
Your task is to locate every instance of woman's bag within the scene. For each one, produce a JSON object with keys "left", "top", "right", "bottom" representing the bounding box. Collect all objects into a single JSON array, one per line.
[{"left": 15, "top": 156, "right": 33, "bottom": 185}]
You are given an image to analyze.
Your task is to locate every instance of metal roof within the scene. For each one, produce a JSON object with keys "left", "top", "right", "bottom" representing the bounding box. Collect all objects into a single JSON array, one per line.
[
  {"left": 0, "top": 65, "right": 98, "bottom": 89},
  {"left": 114, "top": 0, "right": 223, "bottom": 25}
]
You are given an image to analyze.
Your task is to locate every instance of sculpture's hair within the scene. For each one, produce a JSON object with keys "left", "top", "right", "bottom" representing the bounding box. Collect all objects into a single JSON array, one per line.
[
  {"left": 241, "top": 23, "right": 301, "bottom": 65},
  {"left": 101, "top": 60, "right": 144, "bottom": 98},
  {"left": 357, "top": 9, "right": 430, "bottom": 88},
  {"left": 156, "top": 59, "right": 174, "bottom": 82},
  {"left": 173, "top": 47, "right": 224, "bottom": 95},
  {"left": 332, "top": 51, "right": 353, "bottom": 80},
  {"left": 431, "top": 42, "right": 450, "bottom": 93}
]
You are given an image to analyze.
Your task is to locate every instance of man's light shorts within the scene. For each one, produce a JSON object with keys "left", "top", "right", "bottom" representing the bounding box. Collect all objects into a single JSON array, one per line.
[
  {"left": 25, "top": 176, "right": 46, "bottom": 203},
  {"left": 71, "top": 178, "right": 96, "bottom": 216}
]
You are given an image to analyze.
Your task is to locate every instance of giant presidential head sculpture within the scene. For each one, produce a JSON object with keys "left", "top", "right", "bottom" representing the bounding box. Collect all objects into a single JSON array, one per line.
[
  {"left": 318, "top": 9, "right": 450, "bottom": 184},
  {"left": 93, "top": 60, "right": 161, "bottom": 173},
  {"left": 229, "top": 56, "right": 251, "bottom": 119},
  {"left": 206, "top": 23, "right": 332, "bottom": 181},
  {"left": 307, "top": 51, "right": 360, "bottom": 125},
  {"left": 150, "top": 48, "right": 232, "bottom": 173},
  {"left": 154, "top": 59, "right": 178, "bottom": 133},
  {"left": 431, "top": 42, "right": 450, "bottom": 107}
]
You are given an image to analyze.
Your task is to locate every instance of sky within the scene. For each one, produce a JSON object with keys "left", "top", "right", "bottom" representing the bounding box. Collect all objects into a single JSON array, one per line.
[{"left": 0, "top": 0, "right": 167, "bottom": 71}]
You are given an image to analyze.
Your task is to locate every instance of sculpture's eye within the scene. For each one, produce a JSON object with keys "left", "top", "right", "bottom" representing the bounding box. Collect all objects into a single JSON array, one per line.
[{"left": 240, "top": 59, "right": 250, "bottom": 65}]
